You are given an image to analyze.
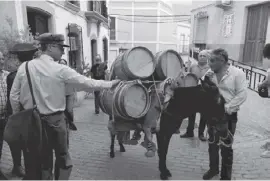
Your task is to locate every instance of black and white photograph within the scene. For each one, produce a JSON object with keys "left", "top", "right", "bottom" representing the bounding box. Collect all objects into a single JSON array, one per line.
[{"left": 0, "top": 0, "right": 270, "bottom": 180}]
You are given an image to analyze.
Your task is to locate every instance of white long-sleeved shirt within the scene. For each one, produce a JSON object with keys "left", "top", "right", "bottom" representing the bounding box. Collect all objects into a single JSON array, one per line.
[
  {"left": 204, "top": 65, "right": 248, "bottom": 114},
  {"left": 10, "top": 54, "right": 113, "bottom": 115}
]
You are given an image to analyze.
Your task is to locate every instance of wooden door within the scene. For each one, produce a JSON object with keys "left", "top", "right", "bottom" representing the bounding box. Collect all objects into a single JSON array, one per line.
[
  {"left": 91, "top": 39, "right": 97, "bottom": 65},
  {"left": 243, "top": 3, "right": 269, "bottom": 66}
]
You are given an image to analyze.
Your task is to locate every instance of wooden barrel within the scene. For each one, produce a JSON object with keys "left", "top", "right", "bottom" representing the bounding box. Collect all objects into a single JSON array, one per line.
[
  {"left": 99, "top": 81, "right": 150, "bottom": 120},
  {"left": 154, "top": 50, "right": 184, "bottom": 80},
  {"left": 183, "top": 73, "right": 199, "bottom": 87},
  {"left": 112, "top": 47, "right": 155, "bottom": 80}
]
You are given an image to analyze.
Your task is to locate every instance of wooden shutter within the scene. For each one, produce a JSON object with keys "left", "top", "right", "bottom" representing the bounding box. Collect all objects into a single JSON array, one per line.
[
  {"left": 110, "top": 17, "right": 116, "bottom": 40},
  {"left": 194, "top": 17, "right": 208, "bottom": 44},
  {"left": 243, "top": 4, "right": 269, "bottom": 66}
]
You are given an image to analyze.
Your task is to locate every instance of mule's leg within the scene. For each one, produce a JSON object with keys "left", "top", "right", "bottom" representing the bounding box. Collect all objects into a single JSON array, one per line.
[
  {"left": 117, "top": 131, "right": 126, "bottom": 152},
  {"left": 157, "top": 132, "right": 173, "bottom": 180},
  {"left": 110, "top": 132, "right": 116, "bottom": 158},
  {"left": 142, "top": 126, "right": 156, "bottom": 157}
]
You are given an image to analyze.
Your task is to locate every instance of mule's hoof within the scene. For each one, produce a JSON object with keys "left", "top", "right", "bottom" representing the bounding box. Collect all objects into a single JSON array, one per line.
[
  {"left": 145, "top": 150, "right": 155, "bottom": 157},
  {"left": 110, "top": 152, "right": 115, "bottom": 158},
  {"left": 165, "top": 170, "right": 172, "bottom": 177},
  {"left": 160, "top": 173, "right": 169, "bottom": 180},
  {"left": 120, "top": 146, "right": 126, "bottom": 152},
  {"left": 140, "top": 141, "right": 147, "bottom": 149}
]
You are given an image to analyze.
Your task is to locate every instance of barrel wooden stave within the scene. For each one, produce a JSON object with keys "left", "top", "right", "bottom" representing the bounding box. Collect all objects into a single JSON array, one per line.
[{"left": 154, "top": 49, "right": 184, "bottom": 80}]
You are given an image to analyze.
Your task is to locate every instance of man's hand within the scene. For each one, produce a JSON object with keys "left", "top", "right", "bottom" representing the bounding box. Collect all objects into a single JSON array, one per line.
[
  {"left": 111, "top": 79, "right": 121, "bottom": 89},
  {"left": 205, "top": 71, "right": 215, "bottom": 79}
]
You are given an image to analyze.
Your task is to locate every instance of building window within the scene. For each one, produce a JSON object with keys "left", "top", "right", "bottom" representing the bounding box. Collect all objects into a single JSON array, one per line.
[
  {"left": 67, "top": 24, "right": 84, "bottom": 72},
  {"left": 27, "top": 7, "right": 50, "bottom": 36},
  {"left": 91, "top": 39, "right": 97, "bottom": 65},
  {"left": 103, "top": 38, "right": 108, "bottom": 62},
  {"left": 110, "top": 17, "right": 116, "bottom": 40},
  {"left": 194, "top": 17, "right": 208, "bottom": 44},
  {"left": 88, "top": 1, "right": 107, "bottom": 18}
]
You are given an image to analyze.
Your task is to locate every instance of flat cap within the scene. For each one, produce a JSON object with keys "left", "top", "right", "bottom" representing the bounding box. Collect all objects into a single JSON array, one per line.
[
  {"left": 37, "top": 33, "right": 70, "bottom": 47},
  {"left": 9, "top": 43, "right": 38, "bottom": 53}
]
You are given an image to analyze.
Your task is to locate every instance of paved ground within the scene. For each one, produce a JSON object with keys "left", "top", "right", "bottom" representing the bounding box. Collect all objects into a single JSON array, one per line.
[{"left": 1, "top": 89, "right": 270, "bottom": 180}]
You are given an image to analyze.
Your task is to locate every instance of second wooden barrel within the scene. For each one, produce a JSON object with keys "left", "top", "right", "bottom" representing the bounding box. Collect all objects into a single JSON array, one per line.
[
  {"left": 154, "top": 50, "right": 184, "bottom": 80},
  {"left": 112, "top": 46, "right": 155, "bottom": 80},
  {"left": 99, "top": 81, "right": 150, "bottom": 120}
]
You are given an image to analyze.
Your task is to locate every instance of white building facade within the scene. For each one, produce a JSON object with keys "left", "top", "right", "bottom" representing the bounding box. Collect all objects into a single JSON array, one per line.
[{"left": 107, "top": 0, "right": 190, "bottom": 69}]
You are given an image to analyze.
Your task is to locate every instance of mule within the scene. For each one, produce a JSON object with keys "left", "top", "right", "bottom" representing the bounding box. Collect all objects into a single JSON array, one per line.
[{"left": 157, "top": 75, "right": 227, "bottom": 180}]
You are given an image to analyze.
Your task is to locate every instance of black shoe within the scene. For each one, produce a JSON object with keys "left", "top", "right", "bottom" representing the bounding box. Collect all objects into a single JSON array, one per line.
[
  {"left": 69, "top": 122, "right": 78, "bottom": 131},
  {"left": 180, "top": 132, "right": 194, "bottom": 138},
  {"left": 203, "top": 169, "right": 219, "bottom": 180},
  {"left": 95, "top": 110, "right": 99, "bottom": 114},
  {"left": 12, "top": 166, "right": 25, "bottom": 177},
  {"left": 220, "top": 177, "right": 230, "bottom": 180},
  {"left": 199, "top": 134, "right": 207, "bottom": 141}
]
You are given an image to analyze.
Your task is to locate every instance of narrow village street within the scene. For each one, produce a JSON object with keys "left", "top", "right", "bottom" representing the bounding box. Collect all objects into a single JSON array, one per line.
[{"left": 1, "top": 88, "right": 269, "bottom": 180}]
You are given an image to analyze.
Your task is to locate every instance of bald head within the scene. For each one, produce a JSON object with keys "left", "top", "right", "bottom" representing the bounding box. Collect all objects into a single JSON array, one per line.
[{"left": 198, "top": 50, "right": 210, "bottom": 65}]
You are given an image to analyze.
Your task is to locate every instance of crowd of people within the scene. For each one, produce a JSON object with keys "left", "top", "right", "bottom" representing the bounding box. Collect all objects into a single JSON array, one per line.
[{"left": 0, "top": 31, "right": 269, "bottom": 180}]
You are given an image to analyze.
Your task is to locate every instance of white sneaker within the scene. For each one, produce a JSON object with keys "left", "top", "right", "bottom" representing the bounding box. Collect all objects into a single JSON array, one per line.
[{"left": 260, "top": 150, "right": 270, "bottom": 158}]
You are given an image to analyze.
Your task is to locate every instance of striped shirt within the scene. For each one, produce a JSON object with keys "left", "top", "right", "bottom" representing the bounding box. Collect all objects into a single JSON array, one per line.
[{"left": 0, "top": 70, "right": 9, "bottom": 119}]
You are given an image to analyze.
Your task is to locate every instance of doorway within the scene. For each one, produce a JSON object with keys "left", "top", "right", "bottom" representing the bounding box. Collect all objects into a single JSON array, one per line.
[{"left": 91, "top": 39, "right": 97, "bottom": 65}]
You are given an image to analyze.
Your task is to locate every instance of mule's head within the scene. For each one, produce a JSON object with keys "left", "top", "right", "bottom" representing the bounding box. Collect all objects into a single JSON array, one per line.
[{"left": 199, "top": 75, "right": 226, "bottom": 123}]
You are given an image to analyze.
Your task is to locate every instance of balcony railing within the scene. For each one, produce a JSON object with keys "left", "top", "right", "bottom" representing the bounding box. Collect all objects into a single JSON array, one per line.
[
  {"left": 87, "top": 1, "right": 108, "bottom": 18},
  {"left": 85, "top": 1, "right": 108, "bottom": 24}
]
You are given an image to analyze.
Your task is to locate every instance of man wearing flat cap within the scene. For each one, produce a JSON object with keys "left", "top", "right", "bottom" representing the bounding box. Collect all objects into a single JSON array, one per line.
[
  {"left": 6, "top": 43, "right": 38, "bottom": 178},
  {"left": 9, "top": 33, "right": 120, "bottom": 180}
]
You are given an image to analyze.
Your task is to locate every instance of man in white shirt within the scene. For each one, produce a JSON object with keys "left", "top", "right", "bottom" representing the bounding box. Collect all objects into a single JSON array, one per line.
[
  {"left": 10, "top": 33, "right": 120, "bottom": 180},
  {"left": 202, "top": 48, "right": 247, "bottom": 180}
]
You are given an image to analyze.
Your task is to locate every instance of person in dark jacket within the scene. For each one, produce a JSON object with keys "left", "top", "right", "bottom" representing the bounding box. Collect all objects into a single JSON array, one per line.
[
  {"left": 6, "top": 43, "right": 38, "bottom": 178},
  {"left": 90, "top": 55, "right": 108, "bottom": 114}
]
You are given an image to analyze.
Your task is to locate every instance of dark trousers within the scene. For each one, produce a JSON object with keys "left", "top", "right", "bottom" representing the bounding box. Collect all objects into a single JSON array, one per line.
[
  {"left": 25, "top": 113, "right": 72, "bottom": 180},
  {"left": 0, "top": 119, "right": 6, "bottom": 160},
  {"left": 207, "top": 113, "right": 237, "bottom": 180},
  {"left": 41, "top": 114, "right": 72, "bottom": 180},
  {"left": 94, "top": 91, "right": 100, "bottom": 113},
  {"left": 186, "top": 113, "right": 207, "bottom": 135},
  {"left": 9, "top": 142, "right": 26, "bottom": 168}
]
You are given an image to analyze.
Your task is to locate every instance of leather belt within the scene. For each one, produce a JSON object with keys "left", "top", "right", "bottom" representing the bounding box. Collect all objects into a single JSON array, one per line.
[{"left": 40, "top": 111, "right": 64, "bottom": 118}]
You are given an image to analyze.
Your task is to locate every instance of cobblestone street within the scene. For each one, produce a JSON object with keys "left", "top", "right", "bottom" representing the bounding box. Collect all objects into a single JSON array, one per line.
[{"left": 1, "top": 89, "right": 270, "bottom": 180}]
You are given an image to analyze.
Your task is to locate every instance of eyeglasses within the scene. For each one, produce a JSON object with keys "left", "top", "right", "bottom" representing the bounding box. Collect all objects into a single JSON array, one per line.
[{"left": 51, "top": 44, "right": 64, "bottom": 52}]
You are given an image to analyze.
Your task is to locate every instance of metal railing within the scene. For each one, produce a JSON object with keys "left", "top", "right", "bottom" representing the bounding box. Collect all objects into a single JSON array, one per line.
[{"left": 228, "top": 59, "right": 266, "bottom": 92}]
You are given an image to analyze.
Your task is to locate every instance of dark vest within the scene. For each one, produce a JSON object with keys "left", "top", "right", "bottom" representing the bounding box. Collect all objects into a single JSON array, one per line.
[{"left": 6, "top": 71, "right": 17, "bottom": 117}]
